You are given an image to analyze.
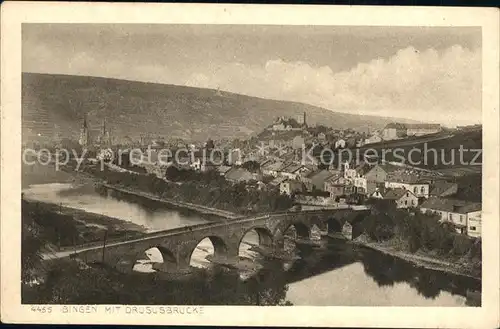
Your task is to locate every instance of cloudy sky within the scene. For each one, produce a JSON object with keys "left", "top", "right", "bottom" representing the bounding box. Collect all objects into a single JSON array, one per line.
[{"left": 23, "top": 24, "right": 481, "bottom": 125}]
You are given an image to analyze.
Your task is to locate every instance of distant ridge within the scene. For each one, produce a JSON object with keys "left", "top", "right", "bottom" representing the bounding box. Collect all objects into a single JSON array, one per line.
[{"left": 22, "top": 72, "right": 420, "bottom": 143}]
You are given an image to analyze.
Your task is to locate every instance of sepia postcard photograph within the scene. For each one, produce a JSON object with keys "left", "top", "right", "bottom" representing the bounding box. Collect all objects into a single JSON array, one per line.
[{"left": 1, "top": 2, "right": 499, "bottom": 328}]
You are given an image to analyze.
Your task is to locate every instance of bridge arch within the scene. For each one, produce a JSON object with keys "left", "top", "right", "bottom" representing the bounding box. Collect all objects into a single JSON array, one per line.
[
  {"left": 327, "top": 217, "right": 343, "bottom": 233},
  {"left": 309, "top": 216, "right": 327, "bottom": 232},
  {"left": 242, "top": 226, "right": 274, "bottom": 246},
  {"left": 289, "top": 222, "right": 311, "bottom": 238},
  {"left": 131, "top": 245, "right": 177, "bottom": 273},
  {"left": 188, "top": 235, "right": 229, "bottom": 267},
  {"left": 155, "top": 245, "right": 177, "bottom": 264},
  {"left": 238, "top": 226, "right": 274, "bottom": 256},
  {"left": 274, "top": 221, "right": 311, "bottom": 249},
  {"left": 349, "top": 212, "right": 368, "bottom": 239}
]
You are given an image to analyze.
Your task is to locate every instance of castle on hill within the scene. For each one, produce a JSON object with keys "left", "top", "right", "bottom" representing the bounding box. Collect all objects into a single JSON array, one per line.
[{"left": 267, "top": 112, "right": 308, "bottom": 132}]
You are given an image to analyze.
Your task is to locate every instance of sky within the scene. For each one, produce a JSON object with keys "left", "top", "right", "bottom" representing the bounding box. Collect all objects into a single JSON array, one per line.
[{"left": 23, "top": 24, "right": 482, "bottom": 125}]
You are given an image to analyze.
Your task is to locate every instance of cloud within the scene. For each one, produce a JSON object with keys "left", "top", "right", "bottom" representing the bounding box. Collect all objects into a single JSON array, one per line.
[
  {"left": 23, "top": 36, "right": 481, "bottom": 125},
  {"left": 184, "top": 45, "right": 481, "bottom": 124}
]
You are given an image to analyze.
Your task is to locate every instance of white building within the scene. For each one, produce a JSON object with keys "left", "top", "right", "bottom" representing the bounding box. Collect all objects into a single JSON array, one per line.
[
  {"left": 262, "top": 161, "right": 285, "bottom": 177},
  {"left": 384, "top": 173, "right": 430, "bottom": 199},
  {"left": 190, "top": 158, "right": 201, "bottom": 171},
  {"left": 292, "top": 135, "right": 305, "bottom": 150},
  {"left": 334, "top": 139, "right": 346, "bottom": 149},
  {"left": 279, "top": 179, "right": 304, "bottom": 196},
  {"left": 382, "top": 122, "right": 441, "bottom": 140},
  {"left": 228, "top": 148, "right": 243, "bottom": 166},
  {"left": 406, "top": 123, "right": 442, "bottom": 136},
  {"left": 341, "top": 161, "right": 368, "bottom": 194}
]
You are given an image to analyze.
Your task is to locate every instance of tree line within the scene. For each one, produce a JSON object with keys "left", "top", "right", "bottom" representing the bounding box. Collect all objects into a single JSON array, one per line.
[
  {"left": 86, "top": 165, "right": 294, "bottom": 215},
  {"left": 361, "top": 199, "right": 481, "bottom": 278}
]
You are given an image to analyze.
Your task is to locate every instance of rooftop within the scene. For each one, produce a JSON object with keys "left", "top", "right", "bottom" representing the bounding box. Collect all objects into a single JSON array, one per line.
[
  {"left": 308, "top": 169, "right": 336, "bottom": 182},
  {"left": 217, "top": 165, "right": 232, "bottom": 174},
  {"left": 225, "top": 168, "right": 254, "bottom": 182},
  {"left": 383, "top": 188, "right": 413, "bottom": 200},
  {"left": 269, "top": 176, "right": 287, "bottom": 186},
  {"left": 262, "top": 161, "right": 284, "bottom": 171},
  {"left": 281, "top": 163, "right": 304, "bottom": 174},
  {"left": 282, "top": 179, "right": 304, "bottom": 189},
  {"left": 420, "top": 197, "right": 481, "bottom": 214},
  {"left": 430, "top": 181, "right": 458, "bottom": 196},
  {"left": 384, "top": 122, "right": 441, "bottom": 130}
]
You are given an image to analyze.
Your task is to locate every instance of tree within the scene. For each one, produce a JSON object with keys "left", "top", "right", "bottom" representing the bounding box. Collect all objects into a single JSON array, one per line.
[
  {"left": 205, "top": 139, "right": 215, "bottom": 150},
  {"left": 242, "top": 161, "right": 260, "bottom": 173}
]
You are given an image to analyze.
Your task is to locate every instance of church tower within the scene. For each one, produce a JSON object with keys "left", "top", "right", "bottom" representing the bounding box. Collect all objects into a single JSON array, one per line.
[
  {"left": 78, "top": 114, "right": 91, "bottom": 147},
  {"left": 98, "top": 117, "right": 110, "bottom": 145}
]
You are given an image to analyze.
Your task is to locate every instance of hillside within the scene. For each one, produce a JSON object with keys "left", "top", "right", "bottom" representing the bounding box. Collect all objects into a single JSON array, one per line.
[{"left": 22, "top": 73, "right": 419, "bottom": 143}]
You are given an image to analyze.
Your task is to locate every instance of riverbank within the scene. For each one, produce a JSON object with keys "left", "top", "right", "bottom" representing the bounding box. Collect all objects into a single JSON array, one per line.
[
  {"left": 22, "top": 199, "right": 148, "bottom": 250},
  {"left": 101, "top": 183, "right": 242, "bottom": 220},
  {"left": 81, "top": 162, "right": 294, "bottom": 215},
  {"left": 352, "top": 235, "right": 481, "bottom": 280}
]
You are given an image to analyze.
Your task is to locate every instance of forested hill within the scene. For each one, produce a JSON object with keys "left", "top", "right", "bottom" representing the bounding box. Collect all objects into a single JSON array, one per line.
[{"left": 22, "top": 72, "right": 418, "bottom": 143}]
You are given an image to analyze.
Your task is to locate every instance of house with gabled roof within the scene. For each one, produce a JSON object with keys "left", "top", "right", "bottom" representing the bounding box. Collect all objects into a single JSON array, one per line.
[
  {"left": 305, "top": 169, "right": 336, "bottom": 191},
  {"left": 383, "top": 188, "right": 418, "bottom": 209},
  {"left": 279, "top": 179, "right": 305, "bottom": 196},
  {"left": 280, "top": 163, "right": 311, "bottom": 180},
  {"left": 324, "top": 174, "right": 347, "bottom": 199},
  {"left": 261, "top": 160, "right": 285, "bottom": 177},
  {"left": 384, "top": 172, "right": 430, "bottom": 198}
]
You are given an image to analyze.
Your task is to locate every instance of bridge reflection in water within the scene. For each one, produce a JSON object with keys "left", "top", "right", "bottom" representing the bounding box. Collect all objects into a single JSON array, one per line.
[{"left": 133, "top": 224, "right": 330, "bottom": 279}]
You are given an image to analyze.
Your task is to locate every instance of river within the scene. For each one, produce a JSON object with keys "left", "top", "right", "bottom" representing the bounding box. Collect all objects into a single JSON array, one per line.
[{"left": 22, "top": 173, "right": 480, "bottom": 306}]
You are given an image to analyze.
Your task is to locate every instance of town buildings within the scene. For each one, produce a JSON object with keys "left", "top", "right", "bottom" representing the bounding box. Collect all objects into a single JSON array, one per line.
[
  {"left": 364, "top": 134, "right": 382, "bottom": 145},
  {"left": 305, "top": 169, "right": 336, "bottom": 191},
  {"left": 371, "top": 188, "right": 418, "bottom": 209},
  {"left": 261, "top": 161, "right": 285, "bottom": 177},
  {"left": 384, "top": 175, "right": 430, "bottom": 199},
  {"left": 279, "top": 180, "right": 305, "bottom": 196},
  {"left": 280, "top": 163, "right": 310, "bottom": 180},
  {"left": 334, "top": 139, "right": 346, "bottom": 149},
  {"left": 420, "top": 198, "right": 482, "bottom": 237},
  {"left": 324, "top": 174, "right": 349, "bottom": 199},
  {"left": 108, "top": 115, "right": 481, "bottom": 239},
  {"left": 292, "top": 135, "right": 305, "bottom": 149}
]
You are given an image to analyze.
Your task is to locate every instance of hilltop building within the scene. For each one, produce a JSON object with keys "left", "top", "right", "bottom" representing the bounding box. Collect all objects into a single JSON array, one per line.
[
  {"left": 406, "top": 123, "right": 442, "bottom": 136},
  {"left": 269, "top": 112, "right": 307, "bottom": 131},
  {"left": 382, "top": 123, "right": 441, "bottom": 140}
]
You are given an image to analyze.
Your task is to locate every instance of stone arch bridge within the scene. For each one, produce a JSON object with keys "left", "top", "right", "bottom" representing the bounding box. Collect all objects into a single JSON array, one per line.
[{"left": 52, "top": 207, "right": 369, "bottom": 272}]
